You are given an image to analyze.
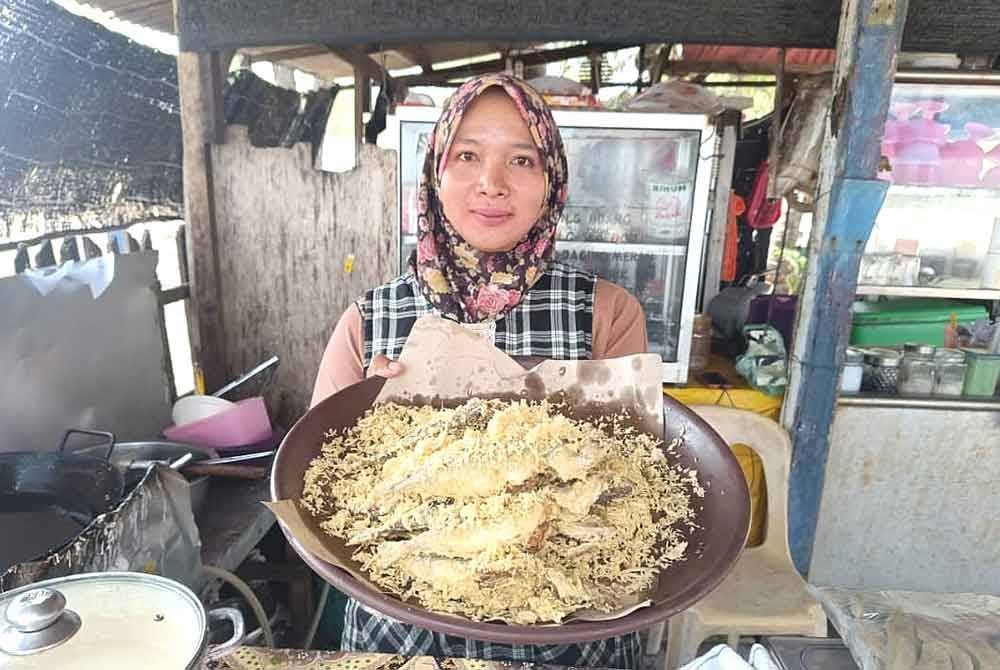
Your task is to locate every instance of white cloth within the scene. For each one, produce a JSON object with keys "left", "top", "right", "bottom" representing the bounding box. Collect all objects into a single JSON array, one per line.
[
  {"left": 22, "top": 255, "right": 116, "bottom": 299},
  {"left": 679, "top": 644, "right": 781, "bottom": 670}
]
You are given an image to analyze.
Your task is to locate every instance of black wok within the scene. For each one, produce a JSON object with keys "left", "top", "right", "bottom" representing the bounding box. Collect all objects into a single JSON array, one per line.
[{"left": 0, "top": 429, "right": 124, "bottom": 573}]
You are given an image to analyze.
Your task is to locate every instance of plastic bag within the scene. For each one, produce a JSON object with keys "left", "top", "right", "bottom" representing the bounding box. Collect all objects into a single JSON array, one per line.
[
  {"left": 811, "top": 586, "right": 1000, "bottom": 669},
  {"left": 679, "top": 643, "right": 781, "bottom": 670},
  {"left": 735, "top": 325, "right": 788, "bottom": 396},
  {"left": 773, "top": 75, "right": 834, "bottom": 207},
  {"left": 625, "top": 81, "right": 751, "bottom": 114},
  {"left": 526, "top": 76, "right": 601, "bottom": 108}
]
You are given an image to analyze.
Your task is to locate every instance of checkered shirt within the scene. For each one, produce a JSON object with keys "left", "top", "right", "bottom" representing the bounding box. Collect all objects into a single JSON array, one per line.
[
  {"left": 342, "top": 599, "right": 641, "bottom": 669},
  {"left": 357, "top": 261, "right": 596, "bottom": 368}
]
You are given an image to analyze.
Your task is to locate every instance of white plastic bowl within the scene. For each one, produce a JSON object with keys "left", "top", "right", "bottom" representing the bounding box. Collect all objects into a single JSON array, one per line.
[{"left": 171, "top": 395, "right": 236, "bottom": 426}]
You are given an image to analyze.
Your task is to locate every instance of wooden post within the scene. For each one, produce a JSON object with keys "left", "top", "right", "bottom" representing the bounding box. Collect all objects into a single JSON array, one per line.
[
  {"left": 354, "top": 64, "right": 369, "bottom": 151},
  {"left": 588, "top": 52, "right": 601, "bottom": 94},
  {"left": 782, "top": 0, "right": 910, "bottom": 573},
  {"left": 177, "top": 50, "right": 228, "bottom": 392}
]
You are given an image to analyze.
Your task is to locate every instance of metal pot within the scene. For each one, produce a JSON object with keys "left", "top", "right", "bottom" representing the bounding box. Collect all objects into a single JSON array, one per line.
[
  {"left": 73, "top": 440, "right": 217, "bottom": 513},
  {"left": 0, "top": 430, "right": 124, "bottom": 573},
  {"left": 0, "top": 572, "right": 243, "bottom": 669}
]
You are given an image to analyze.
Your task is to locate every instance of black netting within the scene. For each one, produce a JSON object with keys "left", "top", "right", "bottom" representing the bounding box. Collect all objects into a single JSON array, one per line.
[{"left": 0, "top": 0, "right": 182, "bottom": 243}]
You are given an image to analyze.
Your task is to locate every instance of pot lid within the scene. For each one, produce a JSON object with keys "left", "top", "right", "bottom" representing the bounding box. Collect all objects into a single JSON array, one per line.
[
  {"left": 934, "top": 348, "right": 967, "bottom": 362},
  {"left": 0, "top": 572, "right": 206, "bottom": 669},
  {"left": 844, "top": 347, "right": 865, "bottom": 364},
  {"left": 903, "top": 343, "right": 936, "bottom": 358},
  {"left": 864, "top": 349, "right": 902, "bottom": 367}
]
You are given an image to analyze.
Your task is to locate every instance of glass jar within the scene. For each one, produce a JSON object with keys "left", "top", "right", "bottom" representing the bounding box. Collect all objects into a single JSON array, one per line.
[
  {"left": 840, "top": 347, "right": 864, "bottom": 393},
  {"left": 933, "top": 349, "right": 967, "bottom": 397},
  {"left": 899, "top": 343, "right": 936, "bottom": 395},
  {"left": 862, "top": 349, "right": 902, "bottom": 394},
  {"left": 688, "top": 314, "right": 712, "bottom": 374},
  {"left": 962, "top": 349, "right": 1000, "bottom": 397}
]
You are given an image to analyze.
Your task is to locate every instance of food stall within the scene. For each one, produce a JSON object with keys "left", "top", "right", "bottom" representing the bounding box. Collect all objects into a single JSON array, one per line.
[{"left": 7, "top": 0, "right": 1000, "bottom": 667}]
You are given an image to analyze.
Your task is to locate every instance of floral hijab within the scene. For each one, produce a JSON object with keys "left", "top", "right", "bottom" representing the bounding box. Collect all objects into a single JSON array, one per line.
[{"left": 411, "top": 74, "right": 568, "bottom": 323}]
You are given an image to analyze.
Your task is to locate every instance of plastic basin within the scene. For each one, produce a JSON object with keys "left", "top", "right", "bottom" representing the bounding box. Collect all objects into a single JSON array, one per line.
[{"left": 164, "top": 397, "right": 272, "bottom": 448}]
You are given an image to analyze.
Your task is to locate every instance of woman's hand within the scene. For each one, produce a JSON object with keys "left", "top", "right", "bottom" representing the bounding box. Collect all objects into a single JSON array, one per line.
[{"left": 366, "top": 355, "right": 405, "bottom": 379}]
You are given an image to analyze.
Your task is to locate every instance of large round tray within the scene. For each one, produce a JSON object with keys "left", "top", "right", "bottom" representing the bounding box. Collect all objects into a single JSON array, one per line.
[{"left": 271, "top": 376, "right": 750, "bottom": 644}]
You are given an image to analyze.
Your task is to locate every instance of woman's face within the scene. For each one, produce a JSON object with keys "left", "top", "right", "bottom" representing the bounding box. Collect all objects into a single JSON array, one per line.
[{"left": 439, "top": 89, "right": 547, "bottom": 253}]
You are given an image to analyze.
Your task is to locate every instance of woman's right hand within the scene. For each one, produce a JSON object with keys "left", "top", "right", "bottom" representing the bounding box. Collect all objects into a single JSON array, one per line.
[{"left": 367, "top": 355, "right": 405, "bottom": 379}]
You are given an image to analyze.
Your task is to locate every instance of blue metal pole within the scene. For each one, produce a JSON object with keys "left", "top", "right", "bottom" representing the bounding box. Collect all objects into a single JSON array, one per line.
[{"left": 785, "top": 0, "right": 910, "bottom": 573}]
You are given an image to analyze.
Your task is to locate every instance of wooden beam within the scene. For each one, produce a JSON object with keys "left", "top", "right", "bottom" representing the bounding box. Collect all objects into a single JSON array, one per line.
[
  {"left": 394, "top": 45, "right": 433, "bottom": 73},
  {"left": 588, "top": 52, "right": 601, "bottom": 94},
  {"left": 395, "top": 42, "right": 632, "bottom": 87},
  {"left": 352, "top": 63, "right": 369, "bottom": 151},
  {"left": 158, "top": 284, "right": 191, "bottom": 305},
  {"left": 326, "top": 46, "right": 385, "bottom": 79},
  {"left": 782, "top": 0, "right": 909, "bottom": 574},
  {"left": 208, "top": 51, "right": 227, "bottom": 143},
  {"left": 177, "top": 51, "right": 228, "bottom": 392},
  {"left": 247, "top": 45, "right": 331, "bottom": 62},
  {"left": 664, "top": 59, "right": 834, "bottom": 77}
]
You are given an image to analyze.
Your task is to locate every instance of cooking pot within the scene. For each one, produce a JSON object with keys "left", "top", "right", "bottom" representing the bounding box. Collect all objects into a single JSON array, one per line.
[
  {"left": 73, "top": 440, "right": 218, "bottom": 513},
  {"left": 0, "top": 571, "right": 244, "bottom": 668},
  {"left": 0, "top": 429, "right": 125, "bottom": 573}
]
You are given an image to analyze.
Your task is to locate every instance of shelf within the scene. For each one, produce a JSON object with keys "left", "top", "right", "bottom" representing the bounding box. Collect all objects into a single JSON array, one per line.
[
  {"left": 557, "top": 241, "right": 687, "bottom": 255},
  {"left": 886, "top": 184, "right": 1000, "bottom": 200},
  {"left": 855, "top": 285, "right": 1000, "bottom": 300},
  {"left": 839, "top": 394, "right": 1000, "bottom": 411}
]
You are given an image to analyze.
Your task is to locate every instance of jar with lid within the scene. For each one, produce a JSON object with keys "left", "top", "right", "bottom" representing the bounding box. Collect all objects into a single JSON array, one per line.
[
  {"left": 840, "top": 347, "right": 864, "bottom": 393},
  {"left": 862, "top": 349, "right": 902, "bottom": 394},
  {"left": 898, "top": 343, "right": 936, "bottom": 395},
  {"left": 933, "top": 348, "right": 967, "bottom": 397}
]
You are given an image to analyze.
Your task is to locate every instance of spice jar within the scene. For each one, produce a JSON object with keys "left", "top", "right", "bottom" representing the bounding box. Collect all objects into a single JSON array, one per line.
[
  {"left": 862, "top": 349, "right": 902, "bottom": 394},
  {"left": 932, "top": 349, "right": 967, "bottom": 397},
  {"left": 899, "top": 343, "right": 936, "bottom": 395},
  {"left": 840, "top": 347, "right": 864, "bottom": 393}
]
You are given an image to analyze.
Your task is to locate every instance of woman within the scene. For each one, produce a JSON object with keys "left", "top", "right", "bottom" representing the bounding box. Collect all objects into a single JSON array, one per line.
[{"left": 312, "top": 74, "right": 647, "bottom": 668}]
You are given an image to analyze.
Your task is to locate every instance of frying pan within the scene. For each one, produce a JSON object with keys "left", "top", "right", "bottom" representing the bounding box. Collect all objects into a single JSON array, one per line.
[
  {"left": 0, "top": 429, "right": 125, "bottom": 573},
  {"left": 271, "top": 376, "right": 750, "bottom": 644}
]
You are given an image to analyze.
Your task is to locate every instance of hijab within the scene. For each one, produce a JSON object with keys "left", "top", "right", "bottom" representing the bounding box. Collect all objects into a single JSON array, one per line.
[{"left": 411, "top": 74, "right": 568, "bottom": 323}]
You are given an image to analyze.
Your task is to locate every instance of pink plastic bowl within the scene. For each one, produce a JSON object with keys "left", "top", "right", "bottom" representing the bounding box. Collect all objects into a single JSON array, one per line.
[{"left": 164, "top": 397, "right": 272, "bottom": 448}]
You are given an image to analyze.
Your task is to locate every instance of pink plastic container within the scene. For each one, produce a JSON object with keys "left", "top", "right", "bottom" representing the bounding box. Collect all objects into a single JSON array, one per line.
[
  {"left": 939, "top": 140, "right": 985, "bottom": 187},
  {"left": 164, "top": 397, "right": 272, "bottom": 449}
]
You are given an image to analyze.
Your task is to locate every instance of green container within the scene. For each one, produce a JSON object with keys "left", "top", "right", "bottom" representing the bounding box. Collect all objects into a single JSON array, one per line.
[
  {"left": 850, "top": 299, "right": 988, "bottom": 347},
  {"left": 962, "top": 349, "right": 1000, "bottom": 397}
]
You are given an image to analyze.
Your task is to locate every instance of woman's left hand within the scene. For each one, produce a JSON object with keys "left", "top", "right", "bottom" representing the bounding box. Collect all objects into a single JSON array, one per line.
[{"left": 367, "top": 355, "right": 405, "bottom": 379}]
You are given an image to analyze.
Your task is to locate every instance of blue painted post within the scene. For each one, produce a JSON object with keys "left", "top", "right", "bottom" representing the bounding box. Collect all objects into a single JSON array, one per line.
[{"left": 784, "top": 0, "right": 910, "bottom": 573}]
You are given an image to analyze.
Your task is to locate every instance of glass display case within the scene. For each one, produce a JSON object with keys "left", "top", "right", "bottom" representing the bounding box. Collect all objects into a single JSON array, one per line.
[
  {"left": 861, "top": 79, "right": 1000, "bottom": 299},
  {"left": 384, "top": 107, "right": 725, "bottom": 382}
]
